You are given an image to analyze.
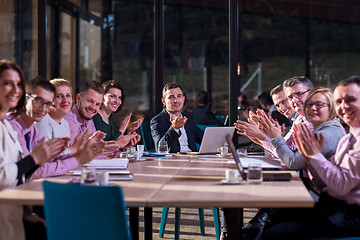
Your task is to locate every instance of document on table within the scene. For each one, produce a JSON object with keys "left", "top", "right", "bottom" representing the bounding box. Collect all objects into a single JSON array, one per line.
[
  {"left": 87, "top": 158, "right": 129, "bottom": 169},
  {"left": 199, "top": 157, "right": 282, "bottom": 169}
]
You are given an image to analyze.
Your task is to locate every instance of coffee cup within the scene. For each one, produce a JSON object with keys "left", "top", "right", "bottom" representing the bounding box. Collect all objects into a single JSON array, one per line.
[
  {"left": 225, "top": 169, "right": 239, "bottom": 182},
  {"left": 217, "top": 146, "right": 229, "bottom": 156}
]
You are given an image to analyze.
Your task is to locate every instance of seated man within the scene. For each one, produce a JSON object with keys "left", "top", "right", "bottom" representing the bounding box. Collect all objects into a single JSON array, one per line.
[
  {"left": 151, "top": 82, "right": 203, "bottom": 153},
  {"left": 263, "top": 76, "right": 360, "bottom": 239},
  {"left": 257, "top": 90, "right": 291, "bottom": 127},
  {"left": 6, "top": 77, "right": 104, "bottom": 179},
  {"left": 64, "top": 80, "right": 140, "bottom": 151},
  {"left": 190, "top": 90, "right": 223, "bottom": 126}
]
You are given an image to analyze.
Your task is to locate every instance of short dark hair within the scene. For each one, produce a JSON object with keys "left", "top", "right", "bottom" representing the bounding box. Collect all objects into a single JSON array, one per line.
[
  {"left": 196, "top": 91, "right": 209, "bottom": 105},
  {"left": 80, "top": 80, "right": 105, "bottom": 95},
  {"left": 336, "top": 76, "right": 360, "bottom": 88},
  {"left": 26, "top": 76, "right": 55, "bottom": 95},
  {"left": 0, "top": 60, "right": 26, "bottom": 114},
  {"left": 162, "top": 82, "right": 183, "bottom": 98},
  {"left": 258, "top": 91, "right": 273, "bottom": 107},
  {"left": 102, "top": 80, "right": 125, "bottom": 113},
  {"left": 283, "top": 76, "right": 313, "bottom": 90},
  {"left": 270, "top": 84, "right": 283, "bottom": 97}
]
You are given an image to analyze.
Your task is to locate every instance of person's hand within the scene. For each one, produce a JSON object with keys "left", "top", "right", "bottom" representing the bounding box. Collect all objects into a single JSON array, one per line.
[
  {"left": 118, "top": 113, "right": 132, "bottom": 133},
  {"left": 115, "top": 132, "right": 134, "bottom": 149},
  {"left": 170, "top": 114, "right": 187, "bottom": 129},
  {"left": 68, "top": 129, "right": 90, "bottom": 153},
  {"left": 248, "top": 111, "right": 261, "bottom": 124},
  {"left": 127, "top": 117, "right": 144, "bottom": 134},
  {"left": 293, "top": 123, "right": 323, "bottom": 159},
  {"left": 122, "top": 132, "right": 141, "bottom": 149},
  {"left": 75, "top": 135, "right": 105, "bottom": 165},
  {"left": 258, "top": 115, "right": 282, "bottom": 139},
  {"left": 234, "top": 120, "right": 266, "bottom": 143},
  {"left": 31, "top": 137, "right": 69, "bottom": 165}
]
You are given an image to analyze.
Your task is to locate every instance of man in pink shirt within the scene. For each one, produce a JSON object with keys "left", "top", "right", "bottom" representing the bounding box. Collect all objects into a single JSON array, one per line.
[
  {"left": 7, "top": 77, "right": 105, "bottom": 179},
  {"left": 263, "top": 76, "right": 360, "bottom": 239},
  {"left": 64, "top": 80, "right": 140, "bottom": 150}
]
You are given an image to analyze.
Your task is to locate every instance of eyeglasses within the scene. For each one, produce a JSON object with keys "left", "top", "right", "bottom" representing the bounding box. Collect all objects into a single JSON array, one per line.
[
  {"left": 287, "top": 89, "right": 311, "bottom": 101},
  {"left": 305, "top": 101, "right": 329, "bottom": 109},
  {"left": 26, "top": 94, "right": 54, "bottom": 108}
]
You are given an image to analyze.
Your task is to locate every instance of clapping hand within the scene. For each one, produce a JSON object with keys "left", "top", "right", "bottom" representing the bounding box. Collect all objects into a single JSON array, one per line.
[
  {"left": 293, "top": 123, "right": 323, "bottom": 160},
  {"left": 31, "top": 137, "right": 69, "bottom": 165}
]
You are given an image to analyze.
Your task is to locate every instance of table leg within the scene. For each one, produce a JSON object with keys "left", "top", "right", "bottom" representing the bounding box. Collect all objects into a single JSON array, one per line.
[
  {"left": 129, "top": 207, "right": 139, "bottom": 240},
  {"left": 144, "top": 207, "right": 153, "bottom": 240},
  {"left": 223, "top": 208, "right": 243, "bottom": 239}
]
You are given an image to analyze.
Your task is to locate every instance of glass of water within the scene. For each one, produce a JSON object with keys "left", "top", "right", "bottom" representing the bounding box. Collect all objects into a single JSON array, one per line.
[
  {"left": 158, "top": 139, "right": 168, "bottom": 153},
  {"left": 247, "top": 164, "right": 263, "bottom": 184}
]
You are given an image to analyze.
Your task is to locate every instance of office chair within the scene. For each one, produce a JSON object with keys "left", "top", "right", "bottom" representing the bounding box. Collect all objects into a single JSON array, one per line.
[
  {"left": 140, "top": 121, "right": 156, "bottom": 152},
  {"left": 159, "top": 207, "right": 220, "bottom": 240},
  {"left": 43, "top": 181, "right": 132, "bottom": 240}
]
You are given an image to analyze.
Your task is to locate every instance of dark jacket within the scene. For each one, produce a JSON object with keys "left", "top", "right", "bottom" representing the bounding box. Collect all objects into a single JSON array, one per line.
[{"left": 150, "top": 109, "right": 203, "bottom": 153}]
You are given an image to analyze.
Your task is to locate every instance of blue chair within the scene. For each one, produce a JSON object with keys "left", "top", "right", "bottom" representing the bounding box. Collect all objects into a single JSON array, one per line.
[
  {"left": 159, "top": 207, "right": 220, "bottom": 240},
  {"left": 159, "top": 124, "right": 220, "bottom": 240},
  {"left": 43, "top": 181, "right": 131, "bottom": 240},
  {"left": 140, "top": 121, "right": 155, "bottom": 152}
]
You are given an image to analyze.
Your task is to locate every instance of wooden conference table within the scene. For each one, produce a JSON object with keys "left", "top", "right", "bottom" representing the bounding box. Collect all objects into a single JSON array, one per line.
[{"left": 0, "top": 154, "right": 314, "bottom": 239}]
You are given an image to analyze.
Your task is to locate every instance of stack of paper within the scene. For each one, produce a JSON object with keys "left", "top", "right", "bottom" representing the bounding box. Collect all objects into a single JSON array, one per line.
[{"left": 87, "top": 158, "right": 129, "bottom": 169}]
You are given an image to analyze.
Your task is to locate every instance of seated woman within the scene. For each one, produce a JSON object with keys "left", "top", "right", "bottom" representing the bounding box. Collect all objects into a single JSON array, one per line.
[
  {"left": 93, "top": 80, "right": 143, "bottom": 141},
  {"left": 0, "top": 60, "right": 68, "bottom": 240},
  {"left": 242, "top": 87, "right": 346, "bottom": 240},
  {"left": 36, "top": 78, "right": 74, "bottom": 154},
  {"left": 262, "top": 77, "right": 360, "bottom": 239}
]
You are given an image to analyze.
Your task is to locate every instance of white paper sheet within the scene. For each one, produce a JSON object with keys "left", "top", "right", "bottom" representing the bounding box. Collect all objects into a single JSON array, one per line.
[
  {"left": 200, "top": 157, "right": 282, "bottom": 169},
  {"left": 87, "top": 158, "right": 129, "bottom": 169}
]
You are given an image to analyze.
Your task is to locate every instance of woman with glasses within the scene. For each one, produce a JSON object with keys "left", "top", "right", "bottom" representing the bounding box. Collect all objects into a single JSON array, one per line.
[
  {"left": 93, "top": 80, "right": 143, "bottom": 141},
  {"left": 266, "top": 87, "right": 345, "bottom": 174},
  {"left": 242, "top": 87, "right": 346, "bottom": 240}
]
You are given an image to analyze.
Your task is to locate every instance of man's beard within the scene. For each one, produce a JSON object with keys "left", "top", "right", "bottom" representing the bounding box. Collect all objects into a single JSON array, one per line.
[{"left": 78, "top": 102, "right": 94, "bottom": 121}]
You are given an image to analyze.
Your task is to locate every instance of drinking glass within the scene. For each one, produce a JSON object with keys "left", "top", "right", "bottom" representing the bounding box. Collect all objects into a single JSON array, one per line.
[
  {"left": 158, "top": 140, "right": 168, "bottom": 153},
  {"left": 247, "top": 164, "right": 263, "bottom": 184}
]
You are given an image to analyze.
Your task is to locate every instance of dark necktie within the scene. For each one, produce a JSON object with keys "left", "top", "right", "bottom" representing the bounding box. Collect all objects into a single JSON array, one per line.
[{"left": 24, "top": 132, "right": 31, "bottom": 151}]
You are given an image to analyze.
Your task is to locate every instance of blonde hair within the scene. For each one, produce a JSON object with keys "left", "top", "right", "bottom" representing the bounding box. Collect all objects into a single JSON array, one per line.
[
  {"left": 304, "top": 87, "right": 336, "bottom": 121},
  {"left": 50, "top": 78, "right": 72, "bottom": 90}
]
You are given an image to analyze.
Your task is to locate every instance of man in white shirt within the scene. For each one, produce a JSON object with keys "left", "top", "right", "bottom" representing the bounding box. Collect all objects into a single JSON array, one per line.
[{"left": 150, "top": 82, "right": 203, "bottom": 153}]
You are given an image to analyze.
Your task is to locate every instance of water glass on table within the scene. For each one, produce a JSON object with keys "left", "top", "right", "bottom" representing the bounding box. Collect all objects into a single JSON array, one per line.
[
  {"left": 237, "top": 149, "right": 247, "bottom": 158},
  {"left": 158, "top": 139, "right": 168, "bottom": 153},
  {"left": 247, "top": 163, "right": 263, "bottom": 184}
]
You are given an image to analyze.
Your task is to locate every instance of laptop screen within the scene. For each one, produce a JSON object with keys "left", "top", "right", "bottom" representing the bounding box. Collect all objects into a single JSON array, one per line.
[{"left": 225, "top": 134, "right": 246, "bottom": 180}]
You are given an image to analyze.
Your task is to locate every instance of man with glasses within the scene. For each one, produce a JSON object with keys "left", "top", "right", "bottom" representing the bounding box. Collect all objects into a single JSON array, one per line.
[
  {"left": 7, "top": 77, "right": 104, "bottom": 179},
  {"left": 238, "top": 77, "right": 313, "bottom": 240}
]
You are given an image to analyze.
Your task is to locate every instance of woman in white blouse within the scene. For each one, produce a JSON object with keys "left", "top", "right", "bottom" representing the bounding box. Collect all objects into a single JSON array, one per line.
[{"left": 0, "top": 60, "right": 67, "bottom": 240}]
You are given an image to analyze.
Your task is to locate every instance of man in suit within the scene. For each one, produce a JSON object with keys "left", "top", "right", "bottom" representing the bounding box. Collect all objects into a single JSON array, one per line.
[
  {"left": 150, "top": 82, "right": 203, "bottom": 153},
  {"left": 190, "top": 90, "right": 223, "bottom": 126}
]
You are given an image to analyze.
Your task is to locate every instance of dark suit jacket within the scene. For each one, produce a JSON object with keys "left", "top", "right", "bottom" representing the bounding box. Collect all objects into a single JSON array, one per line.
[
  {"left": 190, "top": 105, "right": 223, "bottom": 126},
  {"left": 150, "top": 109, "right": 204, "bottom": 153}
]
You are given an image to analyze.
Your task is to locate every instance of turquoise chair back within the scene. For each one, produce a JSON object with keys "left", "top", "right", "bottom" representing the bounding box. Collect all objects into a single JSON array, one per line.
[
  {"left": 140, "top": 121, "right": 155, "bottom": 152},
  {"left": 43, "top": 181, "right": 132, "bottom": 240}
]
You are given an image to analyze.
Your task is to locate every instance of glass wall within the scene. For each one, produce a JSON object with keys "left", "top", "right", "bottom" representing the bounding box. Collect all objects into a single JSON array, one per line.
[
  {"left": 110, "top": 1, "right": 154, "bottom": 122},
  {"left": 164, "top": 2, "right": 229, "bottom": 115},
  {"left": 78, "top": 19, "right": 101, "bottom": 86},
  {"left": 2, "top": 0, "right": 360, "bottom": 121}
]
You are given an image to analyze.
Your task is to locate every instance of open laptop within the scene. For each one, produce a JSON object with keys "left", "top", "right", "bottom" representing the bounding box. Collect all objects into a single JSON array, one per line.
[
  {"left": 192, "top": 127, "right": 235, "bottom": 154},
  {"left": 225, "top": 134, "right": 292, "bottom": 181}
]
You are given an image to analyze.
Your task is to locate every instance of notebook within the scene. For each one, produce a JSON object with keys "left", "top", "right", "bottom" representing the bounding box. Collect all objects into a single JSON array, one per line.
[
  {"left": 225, "top": 134, "right": 292, "bottom": 181},
  {"left": 87, "top": 158, "right": 129, "bottom": 169},
  {"left": 190, "top": 127, "right": 235, "bottom": 154}
]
